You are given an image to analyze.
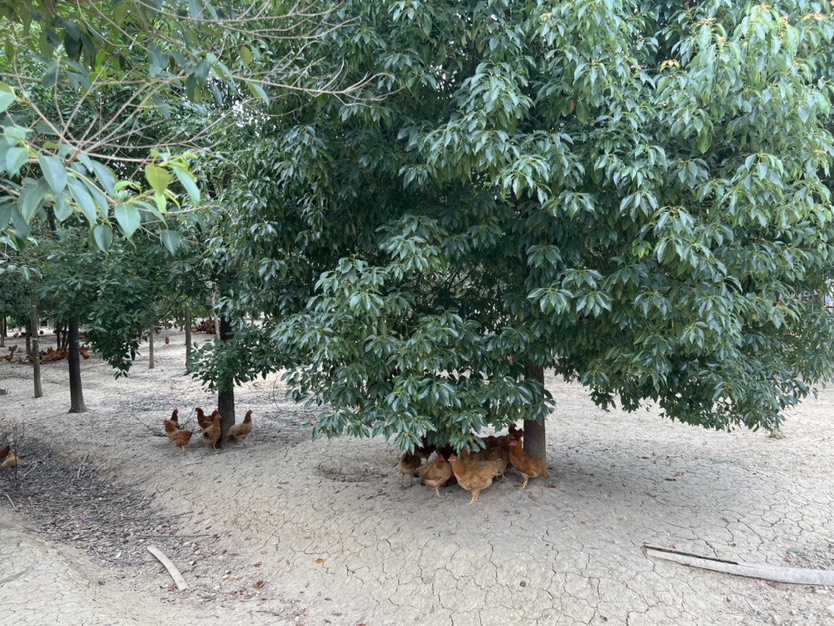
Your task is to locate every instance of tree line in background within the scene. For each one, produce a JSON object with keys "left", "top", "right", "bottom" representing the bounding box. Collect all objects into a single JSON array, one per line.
[{"left": 3, "top": 0, "right": 834, "bottom": 461}]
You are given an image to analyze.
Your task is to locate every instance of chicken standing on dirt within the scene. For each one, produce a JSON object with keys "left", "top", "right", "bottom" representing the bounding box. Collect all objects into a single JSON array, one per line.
[
  {"left": 202, "top": 414, "right": 221, "bottom": 450},
  {"left": 195, "top": 407, "right": 216, "bottom": 430},
  {"left": 163, "top": 419, "right": 193, "bottom": 453},
  {"left": 417, "top": 454, "right": 453, "bottom": 497},
  {"left": 508, "top": 439, "right": 550, "bottom": 489},
  {"left": 226, "top": 410, "right": 253, "bottom": 445},
  {"left": 448, "top": 454, "right": 495, "bottom": 505},
  {"left": 398, "top": 451, "right": 422, "bottom": 486},
  {"left": 2, "top": 346, "right": 17, "bottom": 362}
]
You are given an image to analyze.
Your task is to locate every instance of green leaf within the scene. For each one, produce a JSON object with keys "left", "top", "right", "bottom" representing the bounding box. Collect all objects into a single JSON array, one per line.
[
  {"left": 3, "top": 125, "right": 30, "bottom": 141},
  {"left": 696, "top": 128, "right": 712, "bottom": 154},
  {"left": 67, "top": 177, "right": 98, "bottom": 225},
  {"left": 114, "top": 203, "right": 141, "bottom": 238},
  {"left": 63, "top": 21, "right": 82, "bottom": 59},
  {"left": 114, "top": 1, "right": 129, "bottom": 25},
  {"left": 145, "top": 164, "right": 171, "bottom": 195},
  {"left": 240, "top": 46, "right": 253, "bottom": 67},
  {"left": 160, "top": 229, "right": 182, "bottom": 254},
  {"left": 0, "top": 82, "right": 14, "bottom": 113},
  {"left": 91, "top": 161, "right": 116, "bottom": 194},
  {"left": 0, "top": 199, "right": 12, "bottom": 226},
  {"left": 171, "top": 165, "right": 200, "bottom": 203},
  {"left": 18, "top": 178, "right": 50, "bottom": 223},
  {"left": 53, "top": 194, "right": 73, "bottom": 221},
  {"left": 38, "top": 154, "right": 68, "bottom": 195},
  {"left": 148, "top": 43, "right": 170, "bottom": 75},
  {"left": 10, "top": 206, "right": 30, "bottom": 238},
  {"left": 5, "top": 147, "right": 28, "bottom": 176},
  {"left": 92, "top": 223, "right": 113, "bottom": 251},
  {"left": 189, "top": 0, "right": 204, "bottom": 19},
  {"left": 154, "top": 192, "right": 167, "bottom": 213},
  {"left": 247, "top": 81, "right": 269, "bottom": 105},
  {"left": 194, "top": 59, "right": 211, "bottom": 85}
]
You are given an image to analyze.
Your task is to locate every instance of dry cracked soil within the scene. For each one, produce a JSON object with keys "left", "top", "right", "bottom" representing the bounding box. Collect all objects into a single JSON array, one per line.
[{"left": 0, "top": 331, "right": 833, "bottom": 626}]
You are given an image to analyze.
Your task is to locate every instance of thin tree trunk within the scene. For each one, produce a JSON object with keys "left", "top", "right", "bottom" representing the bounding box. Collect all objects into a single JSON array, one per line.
[
  {"left": 148, "top": 327, "right": 155, "bottom": 369},
  {"left": 184, "top": 309, "right": 192, "bottom": 371},
  {"left": 25, "top": 332, "right": 31, "bottom": 358},
  {"left": 212, "top": 290, "right": 220, "bottom": 339},
  {"left": 0, "top": 316, "right": 5, "bottom": 347},
  {"left": 216, "top": 315, "right": 235, "bottom": 449},
  {"left": 31, "top": 292, "right": 42, "bottom": 398},
  {"left": 523, "top": 365, "right": 547, "bottom": 462},
  {"left": 68, "top": 319, "right": 86, "bottom": 413}
]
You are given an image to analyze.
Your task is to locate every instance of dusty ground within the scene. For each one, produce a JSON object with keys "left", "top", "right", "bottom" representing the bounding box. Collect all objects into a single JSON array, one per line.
[{"left": 0, "top": 331, "right": 833, "bottom": 626}]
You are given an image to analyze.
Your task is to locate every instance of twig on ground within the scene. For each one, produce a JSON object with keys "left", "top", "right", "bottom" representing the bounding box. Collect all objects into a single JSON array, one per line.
[
  {"left": 643, "top": 545, "right": 834, "bottom": 586},
  {"left": 136, "top": 416, "right": 164, "bottom": 437},
  {"left": 147, "top": 544, "right": 189, "bottom": 590},
  {"left": 77, "top": 454, "right": 89, "bottom": 479},
  {"left": 21, "top": 459, "right": 44, "bottom": 478},
  {"left": 4, "top": 493, "right": 17, "bottom": 510}
]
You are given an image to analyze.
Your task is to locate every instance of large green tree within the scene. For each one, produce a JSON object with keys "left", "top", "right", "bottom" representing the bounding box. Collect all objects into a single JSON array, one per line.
[{"left": 210, "top": 0, "right": 834, "bottom": 457}]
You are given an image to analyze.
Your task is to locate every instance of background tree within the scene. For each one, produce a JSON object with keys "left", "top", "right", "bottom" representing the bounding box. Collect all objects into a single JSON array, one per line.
[
  {"left": 0, "top": 268, "right": 29, "bottom": 345},
  {"left": 0, "top": 0, "right": 373, "bottom": 258},
  {"left": 206, "top": 0, "right": 834, "bottom": 459}
]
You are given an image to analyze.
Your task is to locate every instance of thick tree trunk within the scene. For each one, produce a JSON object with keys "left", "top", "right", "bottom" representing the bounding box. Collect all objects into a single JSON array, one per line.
[
  {"left": 67, "top": 319, "right": 86, "bottom": 413},
  {"left": 184, "top": 309, "right": 192, "bottom": 371},
  {"left": 216, "top": 316, "right": 235, "bottom": 449},
  {"left": 31, "top": 292, "right": 42, "bottom": 398},
  {"left": 148, "top": 327, "right": 155, "bottom": 369},
  {"left": 523, "top": 365, "right": 547, "bottom": 462}
]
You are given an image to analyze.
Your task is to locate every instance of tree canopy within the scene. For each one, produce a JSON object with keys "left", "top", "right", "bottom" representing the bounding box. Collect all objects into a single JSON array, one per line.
[{"left": 204, "top": 0, "right": 834, "bottom": 452}]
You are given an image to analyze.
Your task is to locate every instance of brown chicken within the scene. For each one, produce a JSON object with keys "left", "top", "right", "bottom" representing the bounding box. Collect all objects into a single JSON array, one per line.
[
  {"left": 485, "top": 446, "right": 510, "bottom": 475},
  {"left": 417, "top": 454, "right": 453, "bottom": 497},
  {"left": 169, "top": 409, "right": 180, "bottom": 428},
  {"left": 508, "top": 439, "right": 550, "bottom": 489},
  {"left": 3, "top": 346, "right": 17, "bottom": 362},
  {"left": 227, "top": 409, "right": 253, "bottom": 445},
  {"left": 1, "top": 448, "right": 19, "bottom": 468},
  {"left": 448, "top": 454, "right": 495, "bottom": 505},
  {"left": 195, "top": 407, "right": 215, "bottom": 430},
  {"left": 490, "top": 424, "right": 524, "bottom": 449},
  {"left": 398, "top": 451, "right": 422, "bottom": 486},
  {"left": 80, "top": 345, "right": 92, "bottom": 360},
  {"left": 0, "top": 445, "right": 10, "bottom": 461},
  {"left": 164, "top": 419, "right": 193, "bottom": 453},
  {"left": 202, "top": 413, "right": 222, "bottom": 449},
  {"left": 164, "top": 336, "right": 170, "bottom": 345}
]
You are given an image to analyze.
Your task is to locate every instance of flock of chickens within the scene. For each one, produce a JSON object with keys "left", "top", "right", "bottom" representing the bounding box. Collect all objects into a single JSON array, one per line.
[
  {"left": 1, "top": 344, "right": 92, "bottom": 364},
  {"left": 162, "top": 407, "right": 253, "bottom": 454},
  {"left": 398, "top": 425, "right": 551, "bottom": 504}
]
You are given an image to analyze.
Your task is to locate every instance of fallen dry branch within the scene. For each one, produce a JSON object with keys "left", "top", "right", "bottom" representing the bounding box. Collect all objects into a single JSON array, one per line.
[
  {"left": 643, "top": 545, "right": 834, "bottom": 586},
  {"left": 147, "top": 545, "right": 189, "bottom": 591}
]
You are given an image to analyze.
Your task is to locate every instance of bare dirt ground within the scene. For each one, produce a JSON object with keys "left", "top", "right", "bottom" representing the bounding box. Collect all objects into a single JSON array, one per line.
[{"left": 0, "top": 331, "right": 833, "bottom": 626}]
